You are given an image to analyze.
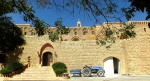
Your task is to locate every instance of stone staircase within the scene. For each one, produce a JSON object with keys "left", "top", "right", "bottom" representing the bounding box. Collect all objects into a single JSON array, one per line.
[{"left": 4, "top": 66, "right": 59, "bottom": 80}]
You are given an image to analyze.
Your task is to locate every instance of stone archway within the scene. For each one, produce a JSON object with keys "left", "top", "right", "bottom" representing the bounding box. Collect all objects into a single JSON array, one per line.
[
  {"left": 42, "top": 52, "right": 52, "bottom": 66},
  {"left": 39, "top": 43, "right": 55, "bottom": 65},
  {"left": 103, "top": 57, "right": 120, "bottom": 75}
]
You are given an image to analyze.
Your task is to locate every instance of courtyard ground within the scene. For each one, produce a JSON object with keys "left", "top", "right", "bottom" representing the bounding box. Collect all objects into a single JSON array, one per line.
[
  {"left": 64, "top": 74, "right": 150, "bottom": 81},
  {"left": 1, "top": 75, "right": 150, "bottom": 81},
  {"left": 67, "top": 75, "right": 150, "bottom": 81}
]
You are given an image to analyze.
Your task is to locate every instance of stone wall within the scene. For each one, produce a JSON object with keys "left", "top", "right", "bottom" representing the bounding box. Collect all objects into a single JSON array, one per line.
[
  {"left": 123, "top": 23, "right": 150, "bottom": 75},
  {"left": 56, "top": 40, "right": 127, "bottom": 74},
  {"left": 18, "top": 26, "right": 150, "bottom": 75},
  {"left": 2, "top": 21, "right": 150, "bottom": 75},
  {"left": 19, "top": 35, "right": 127, "bottom": 74}
]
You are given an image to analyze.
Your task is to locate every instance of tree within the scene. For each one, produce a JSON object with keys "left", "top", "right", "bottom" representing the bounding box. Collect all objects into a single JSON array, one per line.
[
  {"left": 49, "top": 18, "right": 70, "bottom": 42},
  {"left": 54, "top": 18, "right": 70, "bottom": 35},
  {"left": 34, "top": 18, "right": 47, "bottom": 36},
  {"left": 36, "top": 0, "right": 150, "bottom": 22},
  {"left": 124, "top": 0, "right": 150, "bottom": 20},
  {"left": 0, "top": 16, "right": 25, "bottom": 53},
  {"left": 0, "top": 0, "right": 48, "bottom": 53},
  {"left": 98, "top": 23, "right": 136, "bottom": 48}
]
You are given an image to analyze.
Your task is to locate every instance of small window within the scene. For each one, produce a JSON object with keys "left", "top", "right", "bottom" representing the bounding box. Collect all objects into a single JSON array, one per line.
[
  {"left": 148, "top": 22, "right": 150, "bottom": 28},
  {"left": 74, "top": 31, "right": 77, "bottom": 35},
  {"left": 24, "top": 32, "right": 27, "bottom": 35},
  {"left": 92, "top": 31, "right": 95, "bottom": 34},
  {"left": 144, "top": 28, "right": 146, "bottom": 32}
]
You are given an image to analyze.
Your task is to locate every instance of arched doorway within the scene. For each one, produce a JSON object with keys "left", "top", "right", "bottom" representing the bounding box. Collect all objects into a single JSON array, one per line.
[
  {"left": 39, "top": 43, "right": 54, "bottom": 65},
  {"left": 42, "top": 52, "right": 52, "bottom": 66},
  {"left": 103, "top": 57, "right": 120, "bottom": 75}
]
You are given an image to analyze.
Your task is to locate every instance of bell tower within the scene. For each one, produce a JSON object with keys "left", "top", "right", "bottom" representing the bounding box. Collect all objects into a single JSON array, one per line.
[{"left": 77, "top": 19, "right": 82, "bottom": 28}]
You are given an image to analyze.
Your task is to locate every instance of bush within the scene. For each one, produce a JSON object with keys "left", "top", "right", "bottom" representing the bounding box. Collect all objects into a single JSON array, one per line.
[
  {"left": 0, "top": 68, "right": 12, "bottom": 74},
  {"left": 7, "top": 61, "right": 23, "bottom": 71},
  {"left": 52, "top": 62, "right": 67, "bottom": 74}
]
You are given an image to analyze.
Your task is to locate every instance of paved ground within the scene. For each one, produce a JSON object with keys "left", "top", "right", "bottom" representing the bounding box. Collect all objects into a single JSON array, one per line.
[
  {"left": 1, "top": 75, "right": 150, "bottom": 81},
  {"left": 66, "top": 75, "right": 150, "bottom": 81}
]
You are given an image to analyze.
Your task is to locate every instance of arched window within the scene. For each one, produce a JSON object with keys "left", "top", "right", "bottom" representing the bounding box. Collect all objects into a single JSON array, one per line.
[
  {"left": 72, "top": 36, "right": 80, "bottom": 41},
  {"left": 78, "top": 24, "right": 80, "bottom": 27},
  {"left": 83, "top": 31, "right": 86, "bottom": 35}
]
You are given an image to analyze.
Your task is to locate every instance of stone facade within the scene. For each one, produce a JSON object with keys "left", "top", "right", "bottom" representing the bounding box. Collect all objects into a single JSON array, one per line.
[{"left": 4, "top": 20, "right": 150, "bottom": 75}]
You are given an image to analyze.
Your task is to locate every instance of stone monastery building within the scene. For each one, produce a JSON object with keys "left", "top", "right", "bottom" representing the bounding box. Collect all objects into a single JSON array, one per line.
[{"left": 12, "top": 20, "right": 150, "bottom": 75}]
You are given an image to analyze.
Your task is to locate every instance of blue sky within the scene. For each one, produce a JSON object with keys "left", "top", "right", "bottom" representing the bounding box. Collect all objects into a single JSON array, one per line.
[{"left": 8, "top": 1, "right": 149, "bottom": 27}]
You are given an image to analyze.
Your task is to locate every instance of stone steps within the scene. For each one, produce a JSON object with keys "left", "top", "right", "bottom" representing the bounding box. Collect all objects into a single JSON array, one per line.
[{"left": 5, "top": 66, "right": 57, "bottom": 80}]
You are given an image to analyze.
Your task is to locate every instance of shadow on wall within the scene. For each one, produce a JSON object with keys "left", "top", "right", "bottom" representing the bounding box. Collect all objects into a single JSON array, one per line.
[{"left": 1, "top": 47, "right": 24, "bottom": 67}]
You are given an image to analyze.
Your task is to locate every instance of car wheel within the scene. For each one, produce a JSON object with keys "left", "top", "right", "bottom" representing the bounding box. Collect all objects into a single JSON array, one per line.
[
  {"left": 82, "top": 68, "right": 91, "bottom": 77},
  {"left": 97, "top": 70, "right": 104, "bottom": 77}
]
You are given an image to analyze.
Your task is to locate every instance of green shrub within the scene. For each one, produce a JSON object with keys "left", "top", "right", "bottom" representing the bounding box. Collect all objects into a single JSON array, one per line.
[
  {"left": 0, "top": 68, "right": 12, "bottom": 74},
  {"left": 52, "top": 62, "right": 67, "bottom": 74},
  {"left": 7, "top": 61, "right": 23, "bottom": 71},
  {"left": 54, "top": 68, "right": 65, "bottom": 74}
]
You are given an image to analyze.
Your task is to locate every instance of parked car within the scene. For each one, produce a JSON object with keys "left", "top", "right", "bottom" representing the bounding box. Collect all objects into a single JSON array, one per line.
[{"left": 70, "top": 65, "right": 105, "bottom": 77}]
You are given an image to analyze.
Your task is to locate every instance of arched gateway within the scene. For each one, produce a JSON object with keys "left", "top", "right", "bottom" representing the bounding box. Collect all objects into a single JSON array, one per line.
[
  {"left": 39, "top": 43, "right": 55, "bottom": 66},
  {"left": 103, "top": 57, "right": 120, "bottom": 75}
]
